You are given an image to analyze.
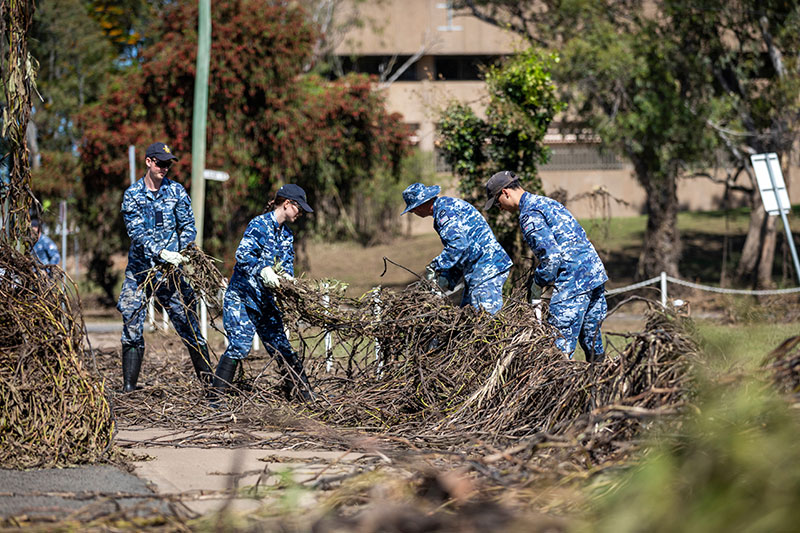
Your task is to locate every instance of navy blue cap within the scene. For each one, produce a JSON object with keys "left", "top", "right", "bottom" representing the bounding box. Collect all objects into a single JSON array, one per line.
[
  {"left": 276, "top": 184, "right": 313, "bottom": 213},
  {"left": 145, "top": 142, "right": 178, "bottom": 161}
]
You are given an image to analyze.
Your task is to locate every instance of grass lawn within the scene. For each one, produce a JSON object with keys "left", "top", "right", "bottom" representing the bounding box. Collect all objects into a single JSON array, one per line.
[{"left": 692, "top": 320, "right": 799, "bottom": 370}]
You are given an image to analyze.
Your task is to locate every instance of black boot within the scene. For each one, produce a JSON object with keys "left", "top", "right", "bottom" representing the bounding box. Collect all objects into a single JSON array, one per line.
[
  {"left": 189, "top": 344, "right": 214, "bottom": 386},
  {"left": 212, "top": 356, "right": 239, "bottom": 392},
  {"left": 280, "top": 352, "right": 315, "bottom": 402},
  {"left": 121, "top": 344, "right": 143, "bottom": 393}
]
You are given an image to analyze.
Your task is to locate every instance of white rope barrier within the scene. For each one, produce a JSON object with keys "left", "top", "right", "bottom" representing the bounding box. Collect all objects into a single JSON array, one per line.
[{"left": 605, "top": 272, "right": 800, "bottom": 307}]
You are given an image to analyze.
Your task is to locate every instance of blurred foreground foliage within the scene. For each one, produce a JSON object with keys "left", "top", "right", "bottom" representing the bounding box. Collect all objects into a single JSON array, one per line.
[{"left": 584, "top": 377, "right": 800, "bottom": 533}]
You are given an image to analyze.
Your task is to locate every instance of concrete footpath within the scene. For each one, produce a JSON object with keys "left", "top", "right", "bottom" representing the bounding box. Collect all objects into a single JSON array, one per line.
[
  {"left": 0, "top": 429, "right": 366, "bottom": 524},
  {"left": 119, "top": 428, "right": 365, "bottom": 516}
]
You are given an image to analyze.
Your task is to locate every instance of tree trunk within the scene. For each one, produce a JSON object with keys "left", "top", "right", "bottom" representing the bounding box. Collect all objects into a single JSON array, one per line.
[
  {"left": 757, "top": 215, "right": 777, "bottom": 287},
  {"left": 735, "top": 170, "right": 783, "bottom": 288},
  {"left": 636, "top": 169, "right": 681, "bottom": 279}
]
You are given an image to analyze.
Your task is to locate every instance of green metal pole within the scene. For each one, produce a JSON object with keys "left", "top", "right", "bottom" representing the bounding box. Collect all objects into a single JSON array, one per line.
[{"left": 191, "top": 0, "right": 211, "bottom": 247}]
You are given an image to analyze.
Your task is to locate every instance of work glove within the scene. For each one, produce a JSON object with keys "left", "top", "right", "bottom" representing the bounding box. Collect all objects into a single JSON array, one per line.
[
  {"left": 426, "top": 265, "right": 449, "bottom": 291},
  {"left": 260, "top": 266, "right": 281, "bottom": 288},
  {"left": 280, "top": 271, "right": 295, "bottom": 283},
  {"left": 160, "top": 249, "right": 187, "bottom": 266},
  {"left": 425, "top": 264, "right": 437, "bottom": 282}
]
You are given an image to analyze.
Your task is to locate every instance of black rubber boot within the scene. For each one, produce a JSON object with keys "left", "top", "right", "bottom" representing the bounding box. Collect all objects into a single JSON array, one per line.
[
  {"left": 121, "top": 344, "right": 143, "bottom": 393},
  {"left": 212, "top": 356, "right": 239, "bottom": 391},
  {"left": 189, "top": 344, "right": 214, "bottom": 386},
  {"left": 280, "top": 352, "right": 315, "bottom": 402}
]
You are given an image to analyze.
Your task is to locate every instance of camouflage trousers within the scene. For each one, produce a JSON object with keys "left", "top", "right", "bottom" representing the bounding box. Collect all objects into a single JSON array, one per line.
[
  {"left": 220, "top": 288, "right": 294, "bottom": 362},
  {"left": 117, "top": 269, "right": 206, "bottom": 351},
  {"left": 460, "top": 270, "right": 510, "bottom": 315},
  {"left": 548, "top": 284, "right": 606, "bottom": 358}
]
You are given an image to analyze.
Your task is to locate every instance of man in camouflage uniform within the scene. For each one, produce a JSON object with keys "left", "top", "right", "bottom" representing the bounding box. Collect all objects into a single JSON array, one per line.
[
  {"left": 31, "top": 219, "right": 61, "bottom": 266},
  {"left": 211, "top": 184, "right": 314, "bottom": 402},
  {"left": 401, "top": 182, "right": 512, "bottom": 315},
  {"left": 117, "top": 142, "right": 212, "bottom": 392},
  {"left": 485, "top": 171, "right": 608, "bottom": 361}
]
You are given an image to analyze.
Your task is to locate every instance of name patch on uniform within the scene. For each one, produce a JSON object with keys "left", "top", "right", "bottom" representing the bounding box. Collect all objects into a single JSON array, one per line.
[{"left": 523, "top": 219, "right": 535, "bottom": 233}]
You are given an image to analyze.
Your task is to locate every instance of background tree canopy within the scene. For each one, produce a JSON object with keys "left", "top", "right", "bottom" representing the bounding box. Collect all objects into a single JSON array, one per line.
[
  {"left": 70, "top": 0, "right": 408, "bottom": 302},
  {"left": 437, "top": 49, "right": 565, "bottom": 272},
  {"left": 454, "top": 0, "right": 800, "bottom": 286}
]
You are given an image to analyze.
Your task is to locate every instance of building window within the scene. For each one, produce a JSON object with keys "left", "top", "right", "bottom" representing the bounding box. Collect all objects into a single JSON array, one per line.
[
  {"left": 540, "top": 144, "right": 624, "bottom": 171},
  {"left": 434, "top": 147, "right": 452, "bottom": 173},
  {"left": 336, "top": 55, "right": 419, "bottom": 81},
  {"left": 434, "top": 55, "right": 501, "bottom": 81},
  {"left": 404, "top": 123, "right": 421, "bottom": 146}
]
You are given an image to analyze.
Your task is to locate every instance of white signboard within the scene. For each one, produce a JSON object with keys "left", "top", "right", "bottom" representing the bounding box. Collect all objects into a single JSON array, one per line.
[
  {"left": 203, "top": 169, "right": 230, "bottom": 182},
  {"left": 750, "top": 153, "right": 790, "bottom": 216}
]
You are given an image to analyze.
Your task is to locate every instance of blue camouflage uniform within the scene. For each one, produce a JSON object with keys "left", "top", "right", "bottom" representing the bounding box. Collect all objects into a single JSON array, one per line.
[
  {"left": 117, "top": 176, "right": 206, "bottom": 352},
  {"left": 519, "top": 191, "right": 608, "bottom": 358},
  {"left": 33, "top": 233, "right": 61, "bottom": 266},
  {"left": 431, "top": 197, "right": 512, "bottom": 314},
  {"left": 221, "top": 211, "right": 296, "bottom": 363}
]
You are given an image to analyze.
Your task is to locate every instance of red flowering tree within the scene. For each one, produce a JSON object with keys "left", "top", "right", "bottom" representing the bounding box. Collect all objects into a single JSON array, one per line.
[{"left": 78, "top": 0, "right": 408, "bottom": 300}]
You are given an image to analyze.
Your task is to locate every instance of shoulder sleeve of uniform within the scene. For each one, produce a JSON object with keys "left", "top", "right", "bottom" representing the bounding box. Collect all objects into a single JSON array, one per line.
[{"left": 172, "top": 183, "right": 197, "bottom": 250}]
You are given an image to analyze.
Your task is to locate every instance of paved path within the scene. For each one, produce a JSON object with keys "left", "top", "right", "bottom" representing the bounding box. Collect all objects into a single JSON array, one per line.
[
  {"left": 0, "top": 465, "right": 169, "bottom": 520},
  {"left": 119, "top": 428, "right": 365, "bottom": 516}
]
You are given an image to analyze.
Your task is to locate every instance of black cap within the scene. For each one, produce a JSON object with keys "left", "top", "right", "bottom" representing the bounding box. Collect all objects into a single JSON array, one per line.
[
  {"left": 145, "top": 142, "right": 178, "bottom": 161},
  {"left": 276, "top": 184, "right": 313, "bottom": 213},
  {"left": 484, "top": 170, "right": 518, "bottom": 210}
]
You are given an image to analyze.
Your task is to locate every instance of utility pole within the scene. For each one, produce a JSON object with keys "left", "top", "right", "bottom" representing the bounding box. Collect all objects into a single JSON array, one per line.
[{"left": 191, "top": 0, "right": 211, "bottom": 247}]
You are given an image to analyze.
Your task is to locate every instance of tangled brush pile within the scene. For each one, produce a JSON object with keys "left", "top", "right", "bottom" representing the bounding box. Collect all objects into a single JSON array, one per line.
[
  {"left": 763, "top": 335, "right": 800, "bottom": 401},
  {"left": 0, "top": 245, "right": 113, "bottom": 468},
  {"left": 274, "top": 277, "right": 696, "bottom": 455}
]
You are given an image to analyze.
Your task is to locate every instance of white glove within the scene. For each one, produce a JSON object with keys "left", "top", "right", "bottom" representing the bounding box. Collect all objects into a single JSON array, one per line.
[
  {"left": 260, "top": 266, "right": 280, "bottom": 288},
  {"left": 160, "top": 249, "right": 187, "bottom": 266},
  {"left": 425, "top": 264, "right": 437, "bottom": 282},
  {"left": 279, "top": 271, "right": 295, "bottom": 283}
]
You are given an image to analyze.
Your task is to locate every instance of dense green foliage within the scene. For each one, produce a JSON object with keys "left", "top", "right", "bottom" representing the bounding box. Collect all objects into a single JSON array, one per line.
[
  {"left": 455, "top": 0, "right": 800, "bottom": 283},
  {"left": 72, "top": 0, "right": 407, "bottom": 300},
  {"left": 437, "top": 50, "right": 565, "bottom": 265}
]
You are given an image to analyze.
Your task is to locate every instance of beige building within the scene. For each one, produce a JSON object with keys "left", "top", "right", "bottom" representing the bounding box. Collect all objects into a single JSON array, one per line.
[{"left": 335, "top": 0, "right": 798, "bottom": 219}]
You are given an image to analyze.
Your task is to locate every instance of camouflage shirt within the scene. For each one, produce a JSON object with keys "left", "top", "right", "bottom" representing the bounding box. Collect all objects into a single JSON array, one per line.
[
  {"left": 430, "top": 196, "right": 512, "bottom": 288},
  {"left": 33, "top": 233, "right": 61, "bottom": 266},
  {"left": 121, "top": 176, "right": 196, "bottom": 275},
  {"left": 519, "top": 191, "right": 608, "bottom": 304},
  {"left": 228, "top": 211, "right": 295, "bottom": 309}
]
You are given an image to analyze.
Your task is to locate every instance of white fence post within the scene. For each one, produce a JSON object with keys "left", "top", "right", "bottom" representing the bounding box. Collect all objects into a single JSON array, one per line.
[
  {"left": 200, "top": 296, "right": 208, "bottom": 340},
  {"left": 373, "top": 287, "right": 383, "bottom": 378},
  {"left": 322, "top": 282, "right": 333, "bottom": 372},
  {"left": 660, "top": 271, "right": 668, "bottom": 308},
  {"left": 148, "top": 298, "right": 155, "bottom": 329},
  {"left": 162, "top": 303, "right": 169, "bottom": 331}
]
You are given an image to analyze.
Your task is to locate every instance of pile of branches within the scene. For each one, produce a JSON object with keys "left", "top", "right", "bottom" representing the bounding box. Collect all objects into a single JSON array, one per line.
[
  {"left": 0, "top": 245, "right": 114, "bottom": 468},
  {"left": 763, "top": 335, "right": 800, "bottom": 401},
  {"left": 109, "top": 262, "right": 697, "bottom": 472},
  {"left": 274, "top": 277, "right": 696, "bottom": 459}
]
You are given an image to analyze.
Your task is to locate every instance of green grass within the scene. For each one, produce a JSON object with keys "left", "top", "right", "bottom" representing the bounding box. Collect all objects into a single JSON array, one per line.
[{"left": 692, "top": 320, "right": 799, "bottom": 370}]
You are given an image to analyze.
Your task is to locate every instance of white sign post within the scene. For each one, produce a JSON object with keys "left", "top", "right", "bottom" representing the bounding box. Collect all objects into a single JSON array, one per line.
[
  {"left": 203, "top": 169, "right": 230, "bottom": 182},
  {"left": 750, "top": 153, "right": 800, "bottom": 284}
]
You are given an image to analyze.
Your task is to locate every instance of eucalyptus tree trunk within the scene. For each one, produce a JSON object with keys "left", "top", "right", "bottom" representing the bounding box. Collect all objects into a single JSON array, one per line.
[
  {"left": 0, "top": 0, "right": 38, "bottom": 245},
  {"left": 635, "top": 164, "right": 681, "bottom": 279}
]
